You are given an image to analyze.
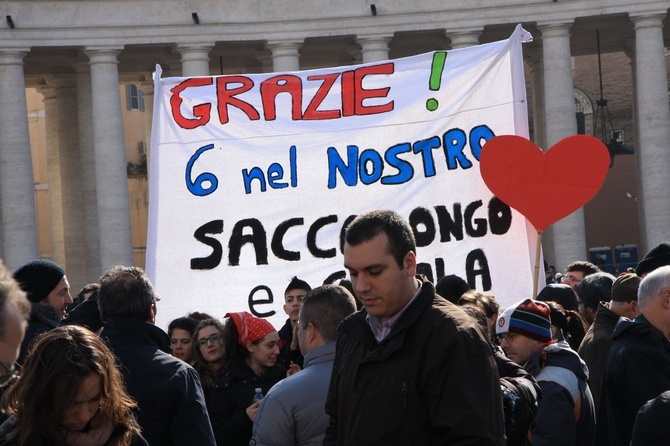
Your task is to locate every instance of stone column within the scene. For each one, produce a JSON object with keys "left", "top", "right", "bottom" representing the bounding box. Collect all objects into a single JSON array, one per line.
[
  {"left": 85, "top": 46, "right": 134, "bottom": 270},
  {"left": 267, "top": 40, "right": 302, "bottom": 72},
  {"left": 538, "top": 22, "right": 586, "bottom": 271},
  {"left": 525, "top": 46, "right": 555, "bottom": 266},
  {"left": 49, "top": 74, "right": 87, "bottom": 290},
  {"left": 448, "top": 29, "right": 482, "bottom": 49},
  {"left": 0, "top": 49, "right": 39, "bottom": 270},
  {"left": 357, "top": 34, "right": 392, "bottom": 63},
  {"left": 177, "top": 44, "right": 213, "bottom": 77},
  {"left": 74, "top": 60, "right": 101, "bottom": 281},
  {"left": 37, "top": 85, "right": 66, "bottom": 267},
  {"left": 631, "top": 14, "right": 670, "bottom": 252}
]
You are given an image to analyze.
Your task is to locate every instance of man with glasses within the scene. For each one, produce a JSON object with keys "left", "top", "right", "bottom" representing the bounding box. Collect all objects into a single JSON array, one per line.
[
  {"left": 496, "top": 298, "right": 595, "bottom": 445},
  {"left": 561, "top": 261, "right": 601, "bottom": 290},
  {"left": 98, "top": 266, "right": 216, "bottom": 446},
  {"left": 574, "top": 272, "right": 615, "bottom": 326}
]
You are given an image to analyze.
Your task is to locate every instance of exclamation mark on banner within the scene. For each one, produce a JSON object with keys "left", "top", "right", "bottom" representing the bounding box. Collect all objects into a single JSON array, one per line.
[{"left": 426, "top": 51, "right": 447, "bottom": 111}]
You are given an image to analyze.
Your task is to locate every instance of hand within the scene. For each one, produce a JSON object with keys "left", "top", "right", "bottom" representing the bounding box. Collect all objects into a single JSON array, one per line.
[
  {"left": 287, "top": 361, "right": 301, "bottom": 377},
  {"left": 290, "top": 323, "right": 300, "bottom": 351},
  {"left": 62, "top": 412, "right": 114, "bottom": 446},
  {"left": 246, "top": 400, "right": 261, "bottom": 422}
]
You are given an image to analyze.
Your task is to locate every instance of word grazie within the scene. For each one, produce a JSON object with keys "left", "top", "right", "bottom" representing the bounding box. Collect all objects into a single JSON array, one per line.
[{"left": 170, "top": 63, "right": 395, "bottom": 129}]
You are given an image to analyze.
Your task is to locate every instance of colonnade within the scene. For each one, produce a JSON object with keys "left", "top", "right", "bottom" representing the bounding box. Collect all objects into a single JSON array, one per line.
[{"left": 0, "top": 10, "right": 668, "bottom": 285}]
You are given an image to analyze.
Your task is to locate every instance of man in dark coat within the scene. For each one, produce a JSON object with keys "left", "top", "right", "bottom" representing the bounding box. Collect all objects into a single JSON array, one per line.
[
  {"left": 12, "top": 259, "right": 72, "bottom": 364},
  {"left": 595, "top": 265, "right": 670, "bottom": 446},
  {"left": 578, "top": 272, "right": 640, "bottom": 415},
  {"left": 98, "top": 266, "right": 215, "bottom": 446},
  {"left": 324, "top": 209, "right": 505, "bottom": 445}
]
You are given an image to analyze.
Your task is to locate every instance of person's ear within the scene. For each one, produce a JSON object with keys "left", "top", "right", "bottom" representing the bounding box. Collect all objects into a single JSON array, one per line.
[
  {"left": 246, "top": 340, "right": 255, "bottom": 353},
  {"left": 404, "top": 251, "right": 417, "bottom": 276}
]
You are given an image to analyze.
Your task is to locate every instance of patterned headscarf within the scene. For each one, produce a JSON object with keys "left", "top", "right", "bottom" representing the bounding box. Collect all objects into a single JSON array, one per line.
[{"left": 225, "top": 311, "right": 276, "bottom": 346}]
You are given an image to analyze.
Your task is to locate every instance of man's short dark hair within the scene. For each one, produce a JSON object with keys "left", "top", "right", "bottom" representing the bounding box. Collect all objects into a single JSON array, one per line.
[
  {"left": 344, "top": 209, "right": 416, "bottom": 268},
  {"left": 574, "top": 272, "right": 615, "bottom": 310},
  {"left": 98, "top": 266, "right": 156, "bottom": 322},
  {"left": 436, "top": 274, "right": 471, "bottom": 304},
  {"left": 299, "top": 285, "right": 357, "bottom": 343},
  {"left": 284, "top": 276, "right": 311, "bottom": 296},
  {"left": 566, "top": 261, "right": 601, "bottom": 277},
  {"left": 0, "top": 260, "right": 30, "bottom": 339}
]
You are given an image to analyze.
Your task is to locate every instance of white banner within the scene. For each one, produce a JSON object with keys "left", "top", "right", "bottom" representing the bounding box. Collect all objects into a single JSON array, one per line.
[{"left": 147, "top": 25, "right": 539, "bottom": 330}]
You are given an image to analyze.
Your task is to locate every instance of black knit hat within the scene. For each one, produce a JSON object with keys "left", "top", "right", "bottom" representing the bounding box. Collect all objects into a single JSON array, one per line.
[
  {"left": 13, "top": 259, "right": 65, "bottom": 303},
  {"left": 574, "top": 272, "right": 615, "bottom": 310},
  {"left": 636, "top": 243, "right": 670, "bottom": 277},
  {"left": 536, "top": 283, "right": 579, "bottom": 312}
]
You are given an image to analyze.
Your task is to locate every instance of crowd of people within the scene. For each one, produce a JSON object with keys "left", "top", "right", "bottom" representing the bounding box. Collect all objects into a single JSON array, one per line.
[{"left": 0, "top": 209, "right": 668, "bottom": 445}]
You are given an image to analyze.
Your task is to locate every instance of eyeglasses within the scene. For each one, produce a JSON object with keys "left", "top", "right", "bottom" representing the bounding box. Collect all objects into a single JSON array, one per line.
[
  {"left": 0, "top": 361, "right": 19, "bottom": 388},
  {"left": 499, "top": 333, "right": 518, "bottom": 343},
  {"left": 197, "top": 333, "right": 221, "bottom": 348},
  {"left": 561, "top": 274, "right": 582, "bottom": 285}
]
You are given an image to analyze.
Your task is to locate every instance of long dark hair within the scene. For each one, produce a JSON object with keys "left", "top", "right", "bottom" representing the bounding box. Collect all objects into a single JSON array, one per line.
[
  {"left": 1, "top": 325, "right": 140, "bottom": 446},
  {"left": 192, "top": 318, "right": 227, "bottom": 395}
]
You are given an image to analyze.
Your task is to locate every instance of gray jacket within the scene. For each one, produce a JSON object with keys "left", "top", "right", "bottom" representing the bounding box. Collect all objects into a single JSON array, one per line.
[{"left": 250, "top": 342, "right": 336, "bottom": 446}]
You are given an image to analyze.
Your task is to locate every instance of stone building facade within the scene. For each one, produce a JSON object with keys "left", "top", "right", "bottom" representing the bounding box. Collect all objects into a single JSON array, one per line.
[{"left": 1, "top": 0, "right": 669, "bottom": 288}]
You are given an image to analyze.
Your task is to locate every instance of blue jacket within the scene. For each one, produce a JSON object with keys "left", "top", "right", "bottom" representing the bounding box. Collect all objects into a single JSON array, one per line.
[
  {"left": 251, "top": 342, "right": 336, "bottom": 446},
  {"left": 524, "top": 337, "right": 595, "bottom": 445}
]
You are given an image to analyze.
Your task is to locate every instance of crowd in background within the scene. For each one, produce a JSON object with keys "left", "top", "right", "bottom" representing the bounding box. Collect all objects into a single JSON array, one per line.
[{"left": 0, "top": 209, "right": 668, "bottom": 445}]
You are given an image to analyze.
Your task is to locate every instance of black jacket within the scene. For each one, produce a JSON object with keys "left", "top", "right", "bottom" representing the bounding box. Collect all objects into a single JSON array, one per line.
[
  {"left": 577, "top": 301, "right": 619, "bottom": 415},
  {"left": 594, "top": 314, "right": 670, "bottom": 446},
  {"left": 209, "top": 357, "right": 286, "bottom": 446},
  {"left": 18, "top": 303, "right": 60, "bottom": 365},
  {"left": 100, "top": 318, "right": 216, "bottom": 446},
  {"left": 277, "top": 318, "right": 304, "bottom": 368},
  {"left": 324, "top": 277, "right": 505, "bottom": 445}
]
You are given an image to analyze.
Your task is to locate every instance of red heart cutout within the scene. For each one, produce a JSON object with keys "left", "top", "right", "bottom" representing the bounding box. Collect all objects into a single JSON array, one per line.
[{"left": 480, "top": 135, "right": 610, "bottom": 232}]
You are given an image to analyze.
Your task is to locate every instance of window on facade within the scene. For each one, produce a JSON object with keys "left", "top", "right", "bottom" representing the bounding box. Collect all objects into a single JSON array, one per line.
[
  {"left": 575, "top": 98, "right": 585, "bottom": 134},
  {"left": 126, "top": 84, "right": 145, "bottom": 111}
]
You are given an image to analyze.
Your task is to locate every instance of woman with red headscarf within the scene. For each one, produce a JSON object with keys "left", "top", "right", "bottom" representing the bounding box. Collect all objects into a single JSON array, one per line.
[{"left": 208, "top": 312, "right": 286, "bottom": 446}]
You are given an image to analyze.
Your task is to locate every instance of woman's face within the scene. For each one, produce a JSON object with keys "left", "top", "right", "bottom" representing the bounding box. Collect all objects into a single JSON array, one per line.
[
  {"left": 197, "top": 325, "right": 225, "bottom": 364},
  {"left": 62, "top": 373, "right": 102, "bottom": 432},
  {"left": 248, "top": 331, "right": 280, "bottom": 370},
  {"left": 170, "top": 328, "right": 194, "bottom": 363}
]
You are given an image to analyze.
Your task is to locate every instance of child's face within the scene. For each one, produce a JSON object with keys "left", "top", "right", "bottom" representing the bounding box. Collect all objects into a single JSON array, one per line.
[{"left": 283, "top": 289, "right": 307, "bottom": 322}]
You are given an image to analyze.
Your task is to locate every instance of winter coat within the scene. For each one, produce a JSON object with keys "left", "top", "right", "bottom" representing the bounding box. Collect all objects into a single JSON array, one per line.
[
  {"left": 277, "top": 318, "right": 303, "bottom": 368},
  {"left": 209, "top": 357, "right": 286, "bottom": 446},
  {"left": 323, "top": 277, "right": 505, "bottom": 446},
  {"left": 0, "top": 414, "right": 149, "bottom": 446},
  {"left": 100, "top": 318, "right": 216, "bottom": 446},
  {"left": 251, "top": 342, "right": 336, "bottom": 446},
  {"left": 594, "top": 314, "right": 670, "bottom": 446},
  {"left": 577, "top": 301, "right": 619, "bottom": 414},
  {"left": 18, "top": 303, "right": 60, "bottom": 364},
  {"left": 495, "top": 349, "right": 541, "bottom": 446},
  {"left": 631, "top": 390, "right": 670, "bottom": 445},
  {"left": 524, "top": 337, "right": 596, "bottom": 446}
]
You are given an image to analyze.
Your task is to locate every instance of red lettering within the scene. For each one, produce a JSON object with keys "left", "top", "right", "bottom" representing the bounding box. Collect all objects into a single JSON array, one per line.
[
  {"left": 303, "top": 73, "right": 341, "bottom": 120},
  {"left": 260, "top": 75, "right": 303, "bottom": 121},
  {"left": 341, "top": 70, "right": 356, "bottom": 117},
  {"left": 170, "top": 78, "right": 213, "bottom": 129},
  {"left": 354, "top": 63, "right": 394, "bottom": 115},
  {"left": 216, "top": 76, "right": 260, "bottom": 125}
]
